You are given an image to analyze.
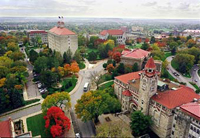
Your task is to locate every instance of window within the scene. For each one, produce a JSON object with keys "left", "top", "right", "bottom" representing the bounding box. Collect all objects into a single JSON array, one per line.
[
  {"left": 190, "top": 125, "right": 193, "bottom": 130},
  {"left": 194, "top": 127, "right": 196, "bottom": 132},
  {"left": 175, "top": 116, "right": 177, "bottom": 120},
  {"left": 197, "top": 129, "right": 199, "bottom": 134},
  {"left": 171, "top": 131, "right": 174, "bottom": 135},
  {"left": 173, "top": 124, "right": 175, "bottom": 127}
]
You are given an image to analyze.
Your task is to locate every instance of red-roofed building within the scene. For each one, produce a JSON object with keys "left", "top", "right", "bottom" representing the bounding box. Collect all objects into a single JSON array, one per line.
[
  {"left": 99, "top": 29, "right": 126, "bottom": 44},
  {"left": 173, "top": 101, "right": 200, "bottom": 138},
  {"left": 114, "top": 57, "right": 200, "bottom": 137},
  {"left": 28, "top": 30, "right": 48, "bottom": 44},
  {"left": 0, "top": 119, "right": 13, "bottom": 137},
  {"left": 120, "top": 48, "right": 150, "bottom": 70},
  {"left": 48, "top": 19, "right": 78, "bottom": 55}
]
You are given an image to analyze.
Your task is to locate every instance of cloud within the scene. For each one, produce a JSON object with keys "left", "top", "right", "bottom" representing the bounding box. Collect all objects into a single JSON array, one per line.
[
  {"left": 142, "top": 1, "right": 157, "bottom": 7},
  {"left": 177, "top": 2, "right": 190, "bottom": 10}
]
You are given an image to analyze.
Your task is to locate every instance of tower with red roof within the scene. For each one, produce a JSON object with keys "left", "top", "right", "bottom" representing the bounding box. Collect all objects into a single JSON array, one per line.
[{"left": 138, "top": 57, "right": 158, "bottom": 115}]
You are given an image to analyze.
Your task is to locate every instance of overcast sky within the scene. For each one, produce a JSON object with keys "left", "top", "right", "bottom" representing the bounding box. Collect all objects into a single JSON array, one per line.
[{"left": 0, "top": 0, "right": 200, "bottom": 19}]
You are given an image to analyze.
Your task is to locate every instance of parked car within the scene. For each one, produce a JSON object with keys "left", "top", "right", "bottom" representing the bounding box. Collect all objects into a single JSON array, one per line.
[
  {"left": 75, "top": 133, "right": 81, "bottom": 138},
  {"left": 195, "top": 80, "right": 198, "bottom": 82}
]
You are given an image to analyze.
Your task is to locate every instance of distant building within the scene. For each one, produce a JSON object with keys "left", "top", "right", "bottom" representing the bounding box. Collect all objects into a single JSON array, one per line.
[
  {"left": 182, "top": 30, "right": 200, "bottom": 37},
  {"left": 99, "top": 29, "right": 126, "bottom": 44},
  {"left": 48, "top": 19, "right": 78, "bottom": 55},
  {"left": 173, "top": 101, "right": 200, "bottom": 138},
  {"left": 28, "top": 30, "right": 48, "bottom": 44},
  {"left": 120, "top": 26, "right": 128, "bottom": 33},
  {"left": 114, "top": 58, "right": 200, "bottom": 138},
  {"left": 132, "top": 26, "right": 144, "bottom": 32}
]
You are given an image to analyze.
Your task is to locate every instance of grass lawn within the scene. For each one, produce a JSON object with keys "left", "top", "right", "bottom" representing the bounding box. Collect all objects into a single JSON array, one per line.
[
  {"left": 189, "top": 82, "right": 200, "bottom": 90},
  {"left": 163, "top": 52, "right": 172, "bottom": 61},
  {"left": 24, "top": 99, "right": 40, "bottom": 105},
  {"left": 62, "top": 78, "right": 77, "bottom": 92},
  {"left": 79, "top": 62, "right": 85, "bottom": 69},
  {"left": 86, "top": 48, "right": 98, "bottom": 53},
  {"left": 99, "top": 81, "right": 114, "bottom": 90},
  {"left": 126, "top": 43, "right": 143, "bottom": 49},
  {"left": 27, "top": 114, "right": 51, "bottom": 137},
  {"left": 99, "top": 73, "right": 113, "bottom": 83}
]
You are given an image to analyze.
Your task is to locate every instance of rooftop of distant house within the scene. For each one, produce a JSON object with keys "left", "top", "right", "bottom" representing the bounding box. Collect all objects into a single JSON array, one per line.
[
  {"left": 121, "top": 48, "right": 150, "bottom": 59},
  {"left": 29, "top": 30, "right": 47, "bottom": 34},
  {"left": 100, "top": 29, "right": 124, "bottom": 36},
  {"left": 180, "top": 101, "right": 200, "bottom": 120},
  {"left": 183, "top": 29, "right": 200, "bottom": 33}
]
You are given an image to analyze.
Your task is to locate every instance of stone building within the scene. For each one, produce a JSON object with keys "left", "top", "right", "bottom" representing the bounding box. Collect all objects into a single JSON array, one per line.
[
  {"left": 99, "top": 29, "right": 126, "bottom": 44},
  {"left": 120, "top": 49, "right": 162, "bottom": 72},
  {"left": 48, "top": 20, "right": 78, "bottom": 55},
  {"left": 114, "top": 58, "right": 200, "bottom": 137},
  {"left": 172, "top": 101, "right": 200, "bottom": 138},
  {"left": 28, "top": 30, "right": 48, "bottom": 44}
]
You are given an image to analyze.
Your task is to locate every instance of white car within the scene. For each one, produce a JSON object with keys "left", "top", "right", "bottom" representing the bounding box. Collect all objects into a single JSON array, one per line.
[{"left": 75, "top": 133, "right": 81, "bottom": 138}]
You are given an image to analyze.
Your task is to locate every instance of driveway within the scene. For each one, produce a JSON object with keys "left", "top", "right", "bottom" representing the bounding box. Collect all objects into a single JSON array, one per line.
[
  {"left": 166, "top": 56, "right": 196, "bottom": 90},
  {"left": 21, "top": 47, "right": 40, "bottom": 98},
  {"left": 70, "top": 59, "right": 107, "bottom": 137}
]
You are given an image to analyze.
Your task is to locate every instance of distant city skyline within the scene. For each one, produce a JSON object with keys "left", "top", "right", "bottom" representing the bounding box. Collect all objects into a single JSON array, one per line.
[{"left": 0, "top": 0, "right": 200, "bottom": 19}]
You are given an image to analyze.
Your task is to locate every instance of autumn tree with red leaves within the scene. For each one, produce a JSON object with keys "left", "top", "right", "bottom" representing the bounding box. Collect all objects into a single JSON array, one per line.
[
  {"left": 44, "top": 106, "right": 71, "bottom": 137},
  {"left": 112, "top": 52, "right": 121, "bottom": 63},
  {"left": 106, "top": 64, "right": 115, "bottom": 73}
]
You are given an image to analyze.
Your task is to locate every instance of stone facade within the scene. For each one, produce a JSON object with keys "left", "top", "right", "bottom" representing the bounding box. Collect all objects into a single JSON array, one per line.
[
  {"left": 114, "top": 58, "right": 199, "bottom": 137},
  {"left": 48, "top": 22, "right": 78, "bottom": 56}
]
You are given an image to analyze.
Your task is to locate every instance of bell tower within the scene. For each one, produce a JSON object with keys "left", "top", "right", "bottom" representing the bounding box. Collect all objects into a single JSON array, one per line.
[{"left": 138, "top": 57, "right": 158, "bottom": 115}]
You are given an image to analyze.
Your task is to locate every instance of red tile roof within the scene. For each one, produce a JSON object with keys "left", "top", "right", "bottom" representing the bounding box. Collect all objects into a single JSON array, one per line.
[
  {"left": 100, "top": 30, "right": 108, "bottom": 36},
  {"left": 100, "top": 29, "right": 124, "bottom": 36},
  {"left": 121, "top": 49, "right": 131, "bottom": 55},
  {"left": 151, "top": 86, "right": 200, "bottom": 109},
  {"left": 122, "top": 90, "right": 132, "bottom": 96},
  {"left": 115, "top": 71, "right": 143, "bottom": 84},
  {"left": 145, "top": 57, "right": 156, "bottom": 69},
  {"left": 0, "top": 119, "right": 12, "bottom": 137},
  {"left": 49, "top": 26, "right": 76, "bottom": 35},
  {"left": 180, "top": 102, "right": 200, "bottom": 120},
  {"left": 122, "top": 49, "right": 150, "bottom": 59},
  {"left": 29, "top": 30, "right": 47, "bottom": 34}
]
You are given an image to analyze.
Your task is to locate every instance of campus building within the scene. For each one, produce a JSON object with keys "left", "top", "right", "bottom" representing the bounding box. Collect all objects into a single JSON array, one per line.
[
  {"left": 48, "top": 19, "right": 78, "bottom": 55},
  {"left": 28, "top": 30, "right": 48, "bottom": 44},
  {"left": 114, "top": 58, "right": 200, "bottom": 137},
  {"left": 99, "top": 29, "right": 126, "bottom": 44}
]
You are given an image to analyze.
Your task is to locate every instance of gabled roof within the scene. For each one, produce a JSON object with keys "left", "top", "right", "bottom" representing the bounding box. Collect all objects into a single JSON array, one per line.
[
  {"left": 145, "top": 57, "right": 156, "bottom": 69},
  {"left": 0, "top": 119, "right": 12, "bottom": 137},
  {"left": 180, "top": 102, "right": 200, "bottom": 120},
  {"left": 151, "top": 86, "right": 200, "bottom": 109},
  {"left": 49, "top": 26, "right": 76, "bottom": 35},
  {"left": 100, "top": 29, "right": 124, "bottom": 36},
  {"left": 115, "top": 71, "right": 143, "bottom": 84},
  {"left": 122, "top": 90, "right": 132, "bottom": 96},
  {"left": 100, "top": 30, "right": 108, "bottom": 36},
  {"left": 121, "top": 49, "right": 149, "bottom": 59}
]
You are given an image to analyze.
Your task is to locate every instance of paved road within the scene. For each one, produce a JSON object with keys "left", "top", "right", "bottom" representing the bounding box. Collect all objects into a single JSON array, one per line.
[
  {"left": 166, "top": 56, "right": 196, "bottom": 90},
  {"left": 0, "top": 104, "right": 41, "bottom": 121},
  {"left": 191, "top": 65, "right": 200, "bottom": 87},
  {"left": 21, "top": 47, "right": 40, "bottom": 98},
  {"left": 70, "top": 59, "right": 107, "bottom": 137}
]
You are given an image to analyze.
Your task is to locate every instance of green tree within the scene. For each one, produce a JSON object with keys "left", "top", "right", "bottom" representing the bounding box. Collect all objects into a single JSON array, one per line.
[
  {"left": 0, "top": 66, "right": 9, "bottom": 78},
  {"left": 150, "top": 36, "right": 156, "bottom": 44},
  {"left": 34, "top": 56, "right": 48, "bottom": 73},
  {"left": 10, "top": 89, "right": 24, "bottom": 109},
  {"left": 10, "top": 51, "right": 25, "bottom": 61},
  {"left": 78, "top": 35, "right": 86, "bottom": 46},
  {"left": 132, "top": 63, "right": 139, "bottom": 72},
  {"left": 73, "top": 51, "right": 82, "bottom": 64},
  {"left": 0, "top": 56, "right": 13, "bottom": 68},
  {"left": 41, "top": 92, "right": 71, "bottom": 114},
  {"left": 141, "top": 43, "right": 149, "bottom": 50},
  {"left": 130, "top": 111, "right": 153, "bottom": 136},
  {"left": 88, "top": 51, "right": 97, "bottom": 61},
  {"left": 173, "top": 54, "right": 195, "bottom": 73},
  {"left": 39, "top": 70, "right": 59, "bottom": 88},
  {"left": 169, "top": 41, "right": 178, "bottom": 55},
  {"left": 117, "top": 63, "right": 125, "bottom": 74},
  {"left": 75, "top": 90, "right": 121, "bottom": 123},
  {"left": 29, "top": 49, "right": 38, "bottom": 63},
  {"left": 103, "top": 63, "right": 107, "bottom": 69},
  {"left": 63, "top": 49, "right": 72, "bottom": 64}
]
